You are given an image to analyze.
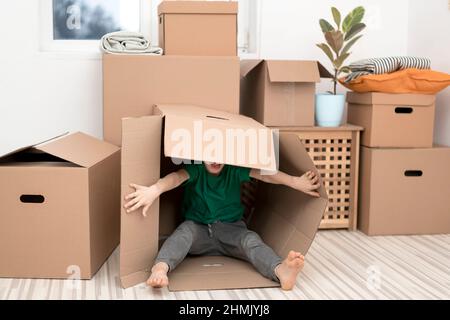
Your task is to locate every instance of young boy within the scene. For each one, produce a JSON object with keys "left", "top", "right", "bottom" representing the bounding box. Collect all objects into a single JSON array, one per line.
[{"left": 124, "top": 162, "right": 320, "bottom": 290}]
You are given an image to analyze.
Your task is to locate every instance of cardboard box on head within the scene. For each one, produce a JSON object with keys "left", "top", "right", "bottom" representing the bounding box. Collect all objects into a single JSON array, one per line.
[
  {"left": 158, "top": 1, "right": 238, "bottom": 56},
  {"left": 240, "top": 60, "right": 333, "bottom": 127},
  {"left": 0, "top": 132, "right": 120, "bottom": 279},
  {"left": 120, "top": 104, "right": 328, "bottom": 291}
]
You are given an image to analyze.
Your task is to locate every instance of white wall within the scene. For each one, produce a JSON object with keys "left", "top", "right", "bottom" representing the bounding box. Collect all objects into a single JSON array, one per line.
[
  {"left": 408, "top": 0, "right": 450, "bottom": 146},
  {"left": 258, "top": 0, "right": 410, "bottom": 93},
  {"left": 1, "top": 0, "right": 448, "bottom": 154},
  {"left": 0, "top": 1, "right": 103, "bottom": 154}
]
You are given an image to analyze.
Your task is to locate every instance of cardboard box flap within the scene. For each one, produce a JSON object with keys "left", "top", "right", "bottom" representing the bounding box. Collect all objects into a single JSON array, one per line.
[
  {"left": 168, "top": 256, "right": 278, "bottom": 291},
  {"left": 253, "top": 133, "right": 328, "bottom": 257},
  {"left": 347, "top": 92, "right": 436, "bottom": 106},
  {"left": 318, "top": 62, "right": 334, "bottom": 79},
  {"left": 120, "top": 116, "right": 163, "bottom": 289},
  {"left": 158, "top": 1, "right": 238, "bottom": 15},
  {"left": 156, "top": 104, "right": 277, "bottom": 172},
  {"left": 0, "top": 132, "right": 69, "bottom": 161},
  {"left": 35, "top": 132, "right": 120, "bottom": 168},
  {"left": 240, "top": 59, "right": 264, "bottom": 77},
  {"left": 266, "top": 60, "right": 326, "bottom": 83}
]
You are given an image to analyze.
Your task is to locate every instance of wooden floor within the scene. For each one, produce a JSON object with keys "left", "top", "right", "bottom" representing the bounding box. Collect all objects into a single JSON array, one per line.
[{"left": 1, "top": 230, "right": 449, "bottom": 300}]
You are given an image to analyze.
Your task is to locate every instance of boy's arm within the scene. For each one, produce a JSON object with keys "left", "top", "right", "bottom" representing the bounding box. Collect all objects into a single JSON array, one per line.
[
  {"left": 124, "top": 169, "right": 189, "bottom": 217},
  {"left": 249, "top": 169, "right": 321, "bottom": 197}
]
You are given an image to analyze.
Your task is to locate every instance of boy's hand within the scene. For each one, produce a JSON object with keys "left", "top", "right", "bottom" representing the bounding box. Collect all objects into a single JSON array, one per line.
[
  {"left": 291, "top": 171, "right": 321, "bottom": 197},
  {"left": 124, "top": 183, "right": 160, "bottom": 217}
]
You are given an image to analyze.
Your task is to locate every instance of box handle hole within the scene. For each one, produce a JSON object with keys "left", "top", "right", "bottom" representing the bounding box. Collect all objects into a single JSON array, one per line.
[
  {"left": 20, "top": 195, "right": 45, "bottom": 203},
  {"left": 395, "top": 107, "right": 413, "bottom": 114},
  {"left": 404, "top": 170, "right": 423, "bottom": 177},
  {"left": 206, "top": 116, "right": 229, "bottom": 121}
]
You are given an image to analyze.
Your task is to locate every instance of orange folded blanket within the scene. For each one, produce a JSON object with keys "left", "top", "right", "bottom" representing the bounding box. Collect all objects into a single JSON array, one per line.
[{"left": 340, "top": 68, "right": 450, "bottom": 94}]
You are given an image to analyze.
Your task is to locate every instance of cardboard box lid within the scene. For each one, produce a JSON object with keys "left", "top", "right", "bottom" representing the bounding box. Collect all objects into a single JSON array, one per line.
[
  {"left": 240, "top": 59, "right": 333, "bottom": 83},
  {"left": 156, "top": 104, "right": 277, "bottom": 172},
  {"left": 158, "top": 1, "right": 238, "bottom": 15},
  {"left": 1, "top": 132, "right": 120, "bottom": 168},
  {"left": 0, "top": 132, "right": 69, "bottom": 160},
  {"left": 347, "top": 92, "right": 436, "bottom": 106}
]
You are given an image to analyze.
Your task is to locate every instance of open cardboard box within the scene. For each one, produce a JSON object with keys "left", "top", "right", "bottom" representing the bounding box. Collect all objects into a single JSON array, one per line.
[
  {"left": 120, "top": 105, "right": 328, "bottom": 291},
  {"left": 240, "top": 60, "right": 333, "bottom": 127},
  {"left": 0, "top": 133, "right": 120, "bottom": 279}
]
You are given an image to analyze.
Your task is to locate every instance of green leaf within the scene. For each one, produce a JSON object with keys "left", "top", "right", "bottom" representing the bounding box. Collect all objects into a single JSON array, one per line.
[
  {"left": 341, "top": 34, "right": 363, "bottom": 54},
  {"left": 331, "top": 7, "right": 341, "bottom": 29},
  {"left": 339, "top": 66, "right": 351, "bottom": 74},
  {"left": 319, "top": 19, "right": 335, "bottom": 33},
  {"left": 342, "top": 6, "right": 365, "bottom": 33},
  {"left": 345, "top": 23, "right": 366, "bottom": 41},
  {"left": 334, "top": 52, "right": 350, "bottom": 69},
  {"left": 316, "top": 43, "right": 334, "bottom": 62},
  {"left": 325, "top": 31, "right": 344, "bottom": 55}
]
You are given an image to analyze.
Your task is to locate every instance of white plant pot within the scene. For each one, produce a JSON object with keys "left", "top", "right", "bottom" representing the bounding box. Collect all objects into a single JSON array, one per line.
[{"left": 315, "top": 93, "right": 346, "bottom": 127}]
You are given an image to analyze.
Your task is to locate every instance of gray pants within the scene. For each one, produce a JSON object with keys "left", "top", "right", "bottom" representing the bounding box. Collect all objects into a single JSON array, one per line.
[{"left": 155, "top": 220, "right": 282, "bottom": 282}]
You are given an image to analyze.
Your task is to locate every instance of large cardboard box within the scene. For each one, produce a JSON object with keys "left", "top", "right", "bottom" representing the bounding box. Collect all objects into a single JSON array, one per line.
[
  {"left": 103, "top": 54, "right": 240, "bottom": 146},
  {"left": 120, "top": 104, "right": 328, "bottom": 291},
  {"left": 347, "top": 92, "right": 435, "bottom": 148},
  {"left": 359, "top": 146, "right": 450, "bottom": 236},
  {"left": 240, "top": 60, "right": 332, "bottom": 127},
  {"left": 158, "top": 1, "right": 237, "bottom": 56},
  {"left": 0, "top": 133, "right": 120, "bottom": 279}
]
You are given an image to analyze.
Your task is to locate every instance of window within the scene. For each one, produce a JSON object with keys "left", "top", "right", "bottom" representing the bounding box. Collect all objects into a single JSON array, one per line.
[
  {"left": 40, "top": 0, "right": 258, "bottom": 56},
  {"left": 52, "top": 0, "right": 140, "bottom": 40},
  {"left": 40, "top": 0, "right": 151, "bottom": 54}
]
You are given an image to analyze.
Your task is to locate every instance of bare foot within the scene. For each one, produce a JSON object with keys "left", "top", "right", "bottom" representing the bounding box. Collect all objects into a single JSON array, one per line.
[
  {"left": 147, "top": 262, "right": 169, "bottom": 288},
  {"left": 275, "top": 251, "right": 305, "bottom": 290}
]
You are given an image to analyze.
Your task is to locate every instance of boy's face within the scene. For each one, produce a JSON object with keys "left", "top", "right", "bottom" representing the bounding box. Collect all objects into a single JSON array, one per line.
[{"left": 204, "top": 162, "right": 225, "bottom": 176}]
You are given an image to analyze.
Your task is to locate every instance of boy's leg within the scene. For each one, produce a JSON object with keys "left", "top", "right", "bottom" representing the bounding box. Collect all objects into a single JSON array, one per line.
[
  {"left": 154, "top": 220, "right": 210, "bottom": 271},
  {"left": 213, "top": 221, "right": 282, "bottom": 281},
  {"left": 147, "top": 221, "right": 212, "bottom": 288}
]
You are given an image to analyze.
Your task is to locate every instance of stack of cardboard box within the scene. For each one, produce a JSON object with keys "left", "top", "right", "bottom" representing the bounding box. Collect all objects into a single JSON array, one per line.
[
  {"left": 103, "top": 1, "right": 329, "bottom": 291},
  {"left": 348, "top": 92, "right": 450, "bottom": 236}
]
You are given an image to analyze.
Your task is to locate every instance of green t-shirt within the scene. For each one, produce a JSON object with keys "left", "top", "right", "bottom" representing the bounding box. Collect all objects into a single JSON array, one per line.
[{"left": 182, "top": 164, "right": 251, "bottom": 224}]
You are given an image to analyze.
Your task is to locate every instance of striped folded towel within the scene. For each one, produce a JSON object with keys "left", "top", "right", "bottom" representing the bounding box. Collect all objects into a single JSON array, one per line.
[
  {"left": 100, "top": 31, "right": 163, "bottom": 55},
  {"left": 344, "top": 56, "right": 431, "bottom": 83}
]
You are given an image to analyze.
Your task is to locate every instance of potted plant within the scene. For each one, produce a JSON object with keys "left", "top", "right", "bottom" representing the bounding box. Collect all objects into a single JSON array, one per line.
[{"left": 315, "top": 6, "right": 366, "bottom": 127}]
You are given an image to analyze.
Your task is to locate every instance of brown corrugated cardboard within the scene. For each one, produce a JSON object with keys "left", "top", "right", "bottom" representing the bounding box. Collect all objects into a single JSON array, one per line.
[
  {"left": 103, "top": 54, "right": 240, "bottom": 146},
  {"left": 0, "top": 133, "right": 120, "bottom": 279},
  {"left": 158, "top": 1, "right": 237, "bottom": 56},
  {"left": 358, "top": 146, "right": 450, "bottom": 236},
  {"left": 240, "top": 60, "right": 333, "bottom": 127},
  {"left": 120, "top": 104, "right": 328, "bottom": 291},
  {"left": 347, "top": 92, "right": 435, "bottom": 148}
]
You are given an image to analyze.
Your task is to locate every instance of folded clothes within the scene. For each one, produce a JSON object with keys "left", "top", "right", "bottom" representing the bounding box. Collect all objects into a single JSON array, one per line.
[
  {"left": 344, "top": 56, "right": 431, "bottom": 83},
  {"left": 100, "top": 31, "right": 163, "bottom": 55}
]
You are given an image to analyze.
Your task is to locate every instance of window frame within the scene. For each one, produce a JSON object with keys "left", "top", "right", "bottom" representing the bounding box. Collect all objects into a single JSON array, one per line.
[{"left": 39, "top": 0, "right": 152, "bottom": 55}]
